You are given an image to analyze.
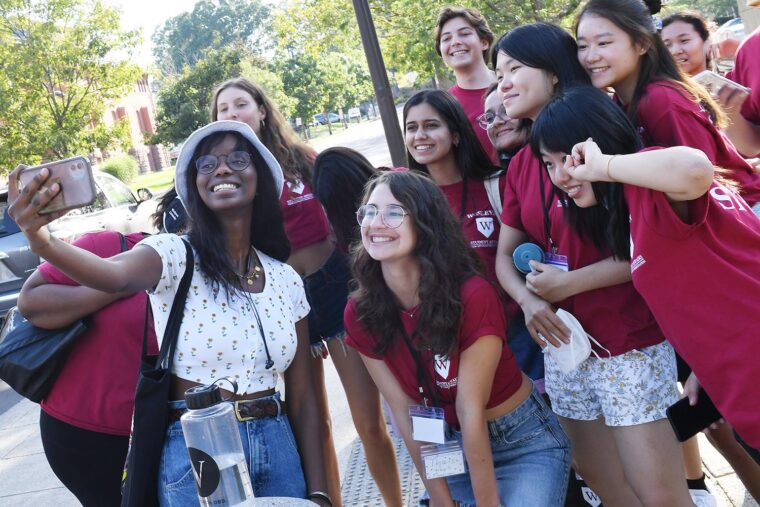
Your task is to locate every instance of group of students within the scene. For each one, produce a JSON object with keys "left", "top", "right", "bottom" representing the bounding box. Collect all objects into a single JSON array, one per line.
[{"left": 6, "top": 0, "right": 760, "bottom": 506}]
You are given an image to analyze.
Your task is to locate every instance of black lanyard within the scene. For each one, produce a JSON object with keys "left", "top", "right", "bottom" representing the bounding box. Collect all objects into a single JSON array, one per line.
[
  {"left": 399, "top": 325, "right": 440, "bottom": 408},
  {"left": 538, "top": 169, "right": 558, "bottom": 254}
]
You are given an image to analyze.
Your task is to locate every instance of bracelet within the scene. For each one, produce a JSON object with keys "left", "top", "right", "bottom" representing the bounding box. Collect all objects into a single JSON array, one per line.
[
  {"left": 605, "top": 155, "right": 617, "bottom": 181},
  {"left": 308, "top": 490, "right": 333, "bottom": 506}
]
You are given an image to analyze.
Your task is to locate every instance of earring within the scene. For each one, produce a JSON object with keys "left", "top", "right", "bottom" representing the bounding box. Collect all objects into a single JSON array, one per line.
[{"left": 261, "top": 119, "right": 266, "bottom": 130}]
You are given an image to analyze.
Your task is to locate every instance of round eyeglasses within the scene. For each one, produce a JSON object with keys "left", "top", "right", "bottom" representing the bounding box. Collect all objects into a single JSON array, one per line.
[
  {"left": 356, "top": 204, "right": 408, "bottom": 229},
  {"left": 196, "top": 151, "right": 252, "bottom": 174},
  {"left": 476, "top": 106, "right": 511, "bottom": 130}
]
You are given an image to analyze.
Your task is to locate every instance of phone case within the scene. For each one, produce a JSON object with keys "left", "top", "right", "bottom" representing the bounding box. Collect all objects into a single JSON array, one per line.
[
  {"left": 666, "top": 388, "right": 722, "bottom": 442},
  {"left": 692, "top": 70, "right": 750, "bottom": 97},
  {"left": 17, "top": 156, "right": 96, "bottom": 214}
]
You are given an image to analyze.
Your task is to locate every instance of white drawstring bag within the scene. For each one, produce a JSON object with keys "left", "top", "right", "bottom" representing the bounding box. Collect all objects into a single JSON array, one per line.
[{"left": 541, "top": 309, "right": 610, "bottom": 374}]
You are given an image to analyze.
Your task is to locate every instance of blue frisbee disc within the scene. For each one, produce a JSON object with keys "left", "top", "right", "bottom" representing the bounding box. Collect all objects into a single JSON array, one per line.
[{"left": 513, "top": 243, "right": 544, "bottom": 274}]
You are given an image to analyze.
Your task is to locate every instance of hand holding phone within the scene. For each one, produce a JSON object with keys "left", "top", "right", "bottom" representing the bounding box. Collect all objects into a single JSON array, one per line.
[
  {"left": 17, "top": 156, "right": 96, "bottom": 215},
  {"left": 693, "top": 70, "right": 750, "bottom": 99},
  {"left": 666, "top": 387, "right": 723, "bottom": 442}
]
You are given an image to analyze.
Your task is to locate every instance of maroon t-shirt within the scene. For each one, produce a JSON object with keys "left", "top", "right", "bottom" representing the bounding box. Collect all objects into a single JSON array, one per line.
[
  {"left": 500, "top": 146, "right": 665, "bottom": 356},
  {"left": 279, "top": 179, "right": 331, "bottom": 250},
  {"left": 344, "top": 276, "right": 521, "bottom": 428},
  {"left": 726, "top": 26, "right": 760, "bottom": 157},
  {"left": 449, "top": 84, "right": 498, "bottom": 165},
  {"left": 627, "top": 80, "right": 760, "bottom": 205},
  {"left": 625, "top": 179, "right": 760, "bottom": 448},
  {"left": 438, "top": 174, "right": 519, "bottom": 322},
  {"left": 39, "top": 231, "right": 158, "bottom": 436}
]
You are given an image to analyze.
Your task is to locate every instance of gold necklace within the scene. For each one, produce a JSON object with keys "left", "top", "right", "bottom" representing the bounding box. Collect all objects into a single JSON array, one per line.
[{"left": 237, "top": 247, "right": 263, "bottom": 286}]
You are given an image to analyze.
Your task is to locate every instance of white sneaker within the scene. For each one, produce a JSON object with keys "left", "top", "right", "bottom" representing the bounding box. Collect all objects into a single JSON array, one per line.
[{"left": 690, "top": 488, "right": 718, "bottom": 507}]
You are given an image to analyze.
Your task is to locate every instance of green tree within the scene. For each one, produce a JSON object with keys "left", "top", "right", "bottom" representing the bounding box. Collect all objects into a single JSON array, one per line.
[
  {"left": 0, "top": 0, "right": 141, "bottom": 174},
  {"left": 151, "top": 0, "right": 272, "bottom": 77},
  {"left": 152, "top": 46, "right": 295, "bottom": 145}
]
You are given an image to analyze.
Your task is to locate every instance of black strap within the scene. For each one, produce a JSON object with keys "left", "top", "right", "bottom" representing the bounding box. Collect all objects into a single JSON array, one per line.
[
  {"left": 118, "top": 233, "right": 128, "bottom": 253},
  {"left": 538, "top": 170, "right": 558, "bottom": 254},
  {"left": 399, "top": 325, "right": 440, "bottom": 409},
  {"left": 141, "top": 239, "right": 194, "bottom": 369}
]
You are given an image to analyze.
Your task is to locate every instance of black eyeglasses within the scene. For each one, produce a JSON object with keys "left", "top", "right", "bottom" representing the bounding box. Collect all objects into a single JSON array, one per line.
[
  {"left": 196, "top": 151, "right": 252, "bottom": 174},
  {"left": 356, "top": 204, "right": 408, "bottom": 229},
  {"left": 476, "top": 106, "right": 510, "bottom": 130}
]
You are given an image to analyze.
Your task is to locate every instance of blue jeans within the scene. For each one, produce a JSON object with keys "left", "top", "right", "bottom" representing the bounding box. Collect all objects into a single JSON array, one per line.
[
  {"left": 303, "top": 249, "right": 351, "bottom": 346},
  {"left": 507, "top": 313, "right": 545, "bottom": 383},
  {"left": 158, "top": 393, "right": 306, "bottom": 506},
  {"left": 446, "top": 389, "right": 572, "bottom": 506}
]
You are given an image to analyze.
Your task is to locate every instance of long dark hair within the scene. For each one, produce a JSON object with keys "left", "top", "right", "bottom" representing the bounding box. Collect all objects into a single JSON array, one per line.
[
  {"left": 184, "top": 131, "right": 290, "bottom": 295},
  {"left": 576, "top": 0, "right": 725, "bottom": 127},
  {"left": 313, "top": 147, "right": 378, "bottom": 253},
  {"left": 211, "top": 77, "right": 314, "bottom": 184},
  {"left": 491, "top": 22, "right": 591, "bottom": 90},
  {"left": 531, "top": 86, "right": 642, "bottom": 260},
  {"left": 351, "top": 171, "right": 480, "bottom": 356},
  {"left": 403, "top": 89, "right": 497, "bottom": 219}
]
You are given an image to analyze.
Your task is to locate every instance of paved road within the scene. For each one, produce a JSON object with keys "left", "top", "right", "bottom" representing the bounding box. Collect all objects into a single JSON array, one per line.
[{"left": 0, "top": 381, "right": 21, "bottom": 415}]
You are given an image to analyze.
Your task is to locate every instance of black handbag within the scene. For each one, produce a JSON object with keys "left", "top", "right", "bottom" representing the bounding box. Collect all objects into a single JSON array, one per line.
[
  {"left": 0, "top": 308, "right": 87, "bottom": 403},
  {"left": 121, "top": 239, "right": 193, "bottom": 507},
  {"left": 0, "top": 233, "right": 129, "bottom": 403}
]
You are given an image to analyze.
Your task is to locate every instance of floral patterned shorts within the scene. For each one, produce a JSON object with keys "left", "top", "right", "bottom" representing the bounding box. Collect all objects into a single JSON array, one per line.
[{"left": 545, "top": 341, "right": 678, "bottom": 426}]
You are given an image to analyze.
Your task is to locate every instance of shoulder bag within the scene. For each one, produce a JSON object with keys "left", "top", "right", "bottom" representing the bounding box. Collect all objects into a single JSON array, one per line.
[
  {"left": 0, "top": 233, "right": 129, "bottom": 402},
  {"left": 121, "top": 238, "right": 193, "bottom": 507}
]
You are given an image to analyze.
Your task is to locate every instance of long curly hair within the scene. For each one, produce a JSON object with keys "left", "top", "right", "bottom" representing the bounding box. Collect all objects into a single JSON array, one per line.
[
  {"left": 576, "top": 0, "right": 725, "bottom": 127},
  {"left": 351, "top": 171, "right": 480, "bottom": 356},
  {"left": 210, "top": 77, "right": 315, "bottom": 184}
]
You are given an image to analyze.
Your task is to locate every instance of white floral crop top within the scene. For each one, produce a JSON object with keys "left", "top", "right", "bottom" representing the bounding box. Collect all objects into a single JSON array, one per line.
[{"left": 139, "top": 234, "right": 310, "bottom": 393}]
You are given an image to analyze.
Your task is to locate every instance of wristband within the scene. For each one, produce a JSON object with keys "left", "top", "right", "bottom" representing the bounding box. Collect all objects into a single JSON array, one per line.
[
  {"left": 605, "top": 155, "right": 617, "bottom": 181},
  {"left": 308, "top": 490, "right": 333, "bottom": 506}
]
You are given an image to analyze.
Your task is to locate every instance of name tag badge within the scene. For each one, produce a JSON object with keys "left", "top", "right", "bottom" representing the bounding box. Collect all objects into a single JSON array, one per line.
[
  {"left": 421, "top": 442, "right": 466, "bottom": 479},
  {"left": 409, "top": 405, "right": 446, "bottom": 444},
  {"left": 545, "top": 252, "right": 569, "bottom": 272}
]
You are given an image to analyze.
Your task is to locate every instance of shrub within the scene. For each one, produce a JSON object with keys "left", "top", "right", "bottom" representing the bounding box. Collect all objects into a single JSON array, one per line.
[{"left": 100, "top": 154, "right": 138, "bottom": 183}]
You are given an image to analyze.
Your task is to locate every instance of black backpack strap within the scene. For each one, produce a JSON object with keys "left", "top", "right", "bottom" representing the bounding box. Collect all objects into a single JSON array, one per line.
[{"left": 141, "top": 239, "right": 194, "bottom": 367}]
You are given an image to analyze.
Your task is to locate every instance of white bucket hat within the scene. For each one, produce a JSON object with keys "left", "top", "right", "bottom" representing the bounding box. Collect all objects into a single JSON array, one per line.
[{"left": 174, "top": 120, "right": 284, "bottom": 206}]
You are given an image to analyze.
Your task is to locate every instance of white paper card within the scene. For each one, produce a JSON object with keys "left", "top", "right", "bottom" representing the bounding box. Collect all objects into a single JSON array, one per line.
[{"left": 412, "top": 416, "right": 446, "bottom": 444}]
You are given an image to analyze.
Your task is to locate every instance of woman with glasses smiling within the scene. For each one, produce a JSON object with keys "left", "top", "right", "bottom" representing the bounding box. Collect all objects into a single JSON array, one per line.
[
  {"left": 8, "top": 121, "right": 331, "bottom": 506},
  {"left": 479, "top": 83, "right": 531, "bottom": 169},
  {"left": 344, "top": 170, "right": 571, "bottom": 506}
]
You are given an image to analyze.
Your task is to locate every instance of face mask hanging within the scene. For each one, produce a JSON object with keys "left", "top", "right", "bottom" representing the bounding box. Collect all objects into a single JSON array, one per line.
[{"left": 541, "top": 309, "right": 611, "bottom": 373}]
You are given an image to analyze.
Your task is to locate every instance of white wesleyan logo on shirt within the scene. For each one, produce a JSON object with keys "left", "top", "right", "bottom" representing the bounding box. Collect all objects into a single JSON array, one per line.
[
  {"left": 476, "top": 217, "right": 495, "bottom": 238},
  {"left": 434, "top": 354, "right": 450, "bottom": 379}
]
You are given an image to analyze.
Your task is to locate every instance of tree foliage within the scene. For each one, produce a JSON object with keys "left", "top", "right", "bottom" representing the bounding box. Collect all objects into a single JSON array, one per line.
[
  {"left": 151, "top": 0, "right": 272, "bottom": 77},
  {"left": 0, "top": 0, "right": 141, "bottom": 174},
  {"left": 152, "top": 46, "right": 293, "bottom": 146}
]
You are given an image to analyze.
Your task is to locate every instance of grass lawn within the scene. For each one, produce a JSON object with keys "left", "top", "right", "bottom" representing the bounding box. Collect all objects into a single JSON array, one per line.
[{"left": 130, "top": 166, "right": 175, "bottom": 194}]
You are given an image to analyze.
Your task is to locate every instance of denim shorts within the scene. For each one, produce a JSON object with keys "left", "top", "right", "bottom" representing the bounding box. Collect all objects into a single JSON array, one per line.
[
  {"left": 446, "top": 388, "right": 572, "bottom": 506},
  {"left": 507, "top": 313, "right": 545, "bottom": 384},
  {"left": 157, "top": 393, "right": 306, "bottom": 506},
  {"left": 303, "top": 249, "right": 351, "bottom": 346}
]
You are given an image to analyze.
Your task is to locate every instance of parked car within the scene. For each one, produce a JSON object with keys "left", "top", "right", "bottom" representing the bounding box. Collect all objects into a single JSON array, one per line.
[
  {"left": 717, "top": 17, "right": 745, "bottom": 40},
  {"left": 313, "top": 112, "right": 341, "bottom": 125},
  {"left": 0, "top": 170, "right": 159, "bottom": 320}
]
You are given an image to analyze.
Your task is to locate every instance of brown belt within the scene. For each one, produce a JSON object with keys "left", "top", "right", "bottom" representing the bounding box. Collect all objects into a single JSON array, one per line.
[{"left": 169, "top": 397, "right": 286, "bottom": 423}]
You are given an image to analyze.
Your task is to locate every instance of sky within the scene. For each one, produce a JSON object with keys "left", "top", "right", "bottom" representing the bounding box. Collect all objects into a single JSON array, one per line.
[{"left": 106, "top": 0, "right": 198, "bottom": 67}]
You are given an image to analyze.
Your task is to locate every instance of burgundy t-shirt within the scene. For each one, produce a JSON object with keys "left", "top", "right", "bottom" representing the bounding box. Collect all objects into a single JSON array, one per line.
[
  {"left": 726, "top": 26, "right": 760, "bottom": 157},
  {"left": 627, "top": 80, "right": 760, "bottom": 205},
  {"left": 624, "top": 179, "right": 760, "bottom": 448},
  {"left": 344, "top": 276, "right": 521, "bottom": 429},
  {"left": 500, "top": 146, "right": 665, "bottom": 356},
  {"left": 438, "top": 174, "right": 519, "bottom": 322},
  {"left": 39, "top": 231, "right": 158, "bottom": 436},
  {"left": 449, "top": 84, "right": 498, "bottom": 165},
  {"left": 279, "top": 179, "right": 331, "bottom": 250}
]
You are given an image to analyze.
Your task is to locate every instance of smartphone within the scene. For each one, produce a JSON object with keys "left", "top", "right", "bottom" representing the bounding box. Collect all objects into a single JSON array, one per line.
[
  {"left": 693, "top": 70, "right": 750, "bottom": 98},
  {"left": 666, "top": 388, "right": 722, "bottom": 442},
  {"left": 17, "top": 156, "right": 96, "bottom": 214}
]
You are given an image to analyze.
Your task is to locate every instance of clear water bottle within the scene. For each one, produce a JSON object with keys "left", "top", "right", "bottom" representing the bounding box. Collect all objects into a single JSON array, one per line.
[{"left": 181, "top": 379, "right": 255, "bottom": 506}]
